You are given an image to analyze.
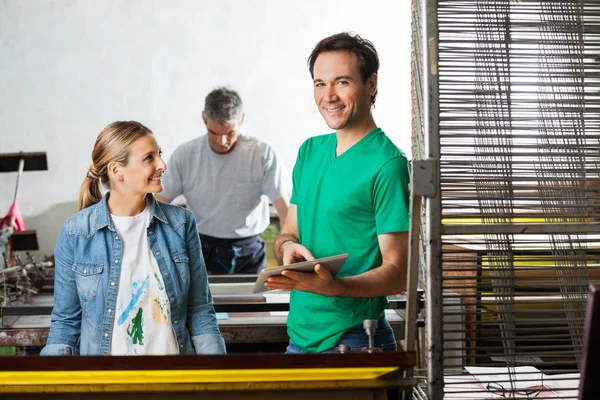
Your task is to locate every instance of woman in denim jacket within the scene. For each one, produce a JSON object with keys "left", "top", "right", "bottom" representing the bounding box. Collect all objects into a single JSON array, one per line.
[{"left": 41, "top": 121, "right": 226, "bottom": 355}]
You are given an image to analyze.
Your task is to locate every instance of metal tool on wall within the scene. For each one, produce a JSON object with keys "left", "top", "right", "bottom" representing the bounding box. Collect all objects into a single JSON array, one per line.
[
  {"left": 0, "top": 252, "right": 54, "bottom": 304},
  {"left": 0, "top": 152, "right": 51, "bottom": 306}
]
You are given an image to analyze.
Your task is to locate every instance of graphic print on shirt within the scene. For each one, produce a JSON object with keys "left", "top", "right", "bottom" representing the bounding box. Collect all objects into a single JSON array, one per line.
[
  {"left": 114, "top": 274, "right": 172, "bottom": 355},
  {"left": 116, "top": 278, "right": 148, "bottom": 354},
  {"left": 109, "top": 203, "right": 179, "bottom": 356}
]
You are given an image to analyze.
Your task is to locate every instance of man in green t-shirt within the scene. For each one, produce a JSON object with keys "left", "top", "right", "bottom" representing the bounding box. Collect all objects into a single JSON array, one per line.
[{"left": 270, "top": 32, "right": 411, "bottom": 353}]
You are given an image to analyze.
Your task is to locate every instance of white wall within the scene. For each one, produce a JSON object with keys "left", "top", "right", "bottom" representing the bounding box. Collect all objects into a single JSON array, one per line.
[{"left": 0, "top": 0, "right": 412, "bottom": 259}]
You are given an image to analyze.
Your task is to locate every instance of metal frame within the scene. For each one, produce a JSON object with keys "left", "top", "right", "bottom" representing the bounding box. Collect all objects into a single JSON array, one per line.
[
  {"left": 421, "top": 0, "right": 444, "bottom": 398},
  {"left": 417, "top": 1, "right": 600, "bottom": 398}
]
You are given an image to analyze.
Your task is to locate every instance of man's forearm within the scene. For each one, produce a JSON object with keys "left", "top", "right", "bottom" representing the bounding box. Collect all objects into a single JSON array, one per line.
[
  {"left": 330, "top": 262, "right": 407, "bottom": 298},
  {"left": 273, "top": 232, "right": 299, "bottom": 263}
]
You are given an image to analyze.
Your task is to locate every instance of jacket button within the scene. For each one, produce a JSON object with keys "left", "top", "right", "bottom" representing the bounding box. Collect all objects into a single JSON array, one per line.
[
  {"left": 83, "top": 270, "right": 87, "bottom": 274},
  {"left": 164, "top": 272, "right": 169, "bottom": 276},
  {"left": 173, "top": 320, "right": 178, "bottom": 324},
  {"left": 149, "top": 231, "right": 153, "bottom": 235},
  {"left": 155, "top": 251, "right": 160, "bottom": 256},
  {"left": 114, "top": 260, "right": 119, "bottom": 263},
  {"left": 115, "top": 236, "right": 119, "bottom": 240},
  {"left": 104, "top": 333, "right": 108, "bottom": 337},
  {"left": 111, "top": 282, "right": 115, "bottom": 286},
  {"left": 107, "top": 309, "right": 112, "bottom": 313}
]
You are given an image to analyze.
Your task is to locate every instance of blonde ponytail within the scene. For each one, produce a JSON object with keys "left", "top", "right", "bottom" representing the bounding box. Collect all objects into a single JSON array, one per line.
[
  {"left": 78, "top": 166, "right": 104, "bottom": 210},
  {"left": 78, "top": 121, "right": 153, "bottom": 210}
]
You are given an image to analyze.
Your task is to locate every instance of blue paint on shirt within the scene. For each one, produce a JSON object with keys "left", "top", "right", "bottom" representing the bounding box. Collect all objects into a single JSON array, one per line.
[{"left": 117, "top": 278, "right": 148, "bottom": 326}]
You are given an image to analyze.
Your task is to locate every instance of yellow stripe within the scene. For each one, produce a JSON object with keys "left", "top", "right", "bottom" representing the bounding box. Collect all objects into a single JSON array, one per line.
[
  {"left": 442, "top": 217, "right": 587, "bottom": 224},
  {"left": 0, "top": 367, "right": 397, "bottom": 387}
]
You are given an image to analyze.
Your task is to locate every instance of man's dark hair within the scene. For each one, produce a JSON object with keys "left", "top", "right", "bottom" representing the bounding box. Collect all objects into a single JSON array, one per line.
[{"left": 307, "top": 32, "right": 380, "bottom": 105}]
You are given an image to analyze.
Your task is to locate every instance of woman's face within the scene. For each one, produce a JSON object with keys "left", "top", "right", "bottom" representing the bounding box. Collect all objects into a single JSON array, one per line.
[{"left": 113, "top": 135, "right": 166, "bottom": 196}]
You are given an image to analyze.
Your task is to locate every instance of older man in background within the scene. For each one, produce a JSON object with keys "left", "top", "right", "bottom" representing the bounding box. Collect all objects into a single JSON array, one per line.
[{"left": 157, "top": 87, "right": 290, "bottom": 274}]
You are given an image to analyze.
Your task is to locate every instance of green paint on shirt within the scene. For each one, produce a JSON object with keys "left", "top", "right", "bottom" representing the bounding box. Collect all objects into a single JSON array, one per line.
[
  {"left": 127, "top": 308, "right": 144, "bottom": 345},
  {"left": 154, "top": 273, "right": 164, "bottom": 291}
]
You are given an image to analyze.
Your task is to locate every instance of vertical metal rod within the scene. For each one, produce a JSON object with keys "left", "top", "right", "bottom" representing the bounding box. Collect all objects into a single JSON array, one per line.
[
  {"left": 402, "top": 193, "right": 423, "bottom": 398},
  {"left": 13, "top": 157, "right": 25, "bottom": 203},
  {"left": 423, "top": 0, "right": 443, "bottom": 398},
  {"left": 405, "top": 194, "right": 422, "bottom": 353}
]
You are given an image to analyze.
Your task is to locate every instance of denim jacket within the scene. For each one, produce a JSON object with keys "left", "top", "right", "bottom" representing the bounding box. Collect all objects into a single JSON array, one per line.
[{"left": 41, "top": 193, "right": 226, "bottom": 355}]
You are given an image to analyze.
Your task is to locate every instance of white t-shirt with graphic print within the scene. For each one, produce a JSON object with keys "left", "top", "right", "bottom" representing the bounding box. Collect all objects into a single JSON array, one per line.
[{"left": 109, "top": 201, "right": 179, "bottom": 355}]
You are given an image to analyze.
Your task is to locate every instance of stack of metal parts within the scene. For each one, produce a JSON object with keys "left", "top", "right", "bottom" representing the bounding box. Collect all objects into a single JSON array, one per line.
[
  {"left": 412, "top": 0, "right": 600, "bottom": 398},
  {"left": 0, "top": 252, "right": 54, "bottom": 306}
]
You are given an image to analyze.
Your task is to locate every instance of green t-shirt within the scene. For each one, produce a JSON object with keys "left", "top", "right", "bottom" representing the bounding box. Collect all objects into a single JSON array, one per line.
[{"left": 288, "top": 128, "right": 411, "bottom": 352}]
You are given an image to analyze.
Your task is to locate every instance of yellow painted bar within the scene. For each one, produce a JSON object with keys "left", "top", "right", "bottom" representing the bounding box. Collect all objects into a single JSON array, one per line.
[
  {"left": 442, "top": 217, "right": 557, "bottom": 224},
  {"left": 0, "top": 367, "right": 401, "bottom": 394},
  {"left": 0, "top": 367, "right": 398, "bottom": 393}
]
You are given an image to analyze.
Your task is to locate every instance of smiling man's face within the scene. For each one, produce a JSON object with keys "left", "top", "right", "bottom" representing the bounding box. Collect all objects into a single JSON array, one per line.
[{"left": 312, "top": 50, "right": 375, "bottom": 132}]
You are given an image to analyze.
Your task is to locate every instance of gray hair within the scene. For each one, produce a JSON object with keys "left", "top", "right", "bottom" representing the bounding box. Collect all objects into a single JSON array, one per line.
[{"left": 203, "top": 87, "right": 244, "bottom": 125}]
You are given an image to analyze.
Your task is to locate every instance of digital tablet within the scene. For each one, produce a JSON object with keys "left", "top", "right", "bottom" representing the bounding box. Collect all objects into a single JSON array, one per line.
[{"left": 252, "top": 253, "right": 349, "bottom": 293}]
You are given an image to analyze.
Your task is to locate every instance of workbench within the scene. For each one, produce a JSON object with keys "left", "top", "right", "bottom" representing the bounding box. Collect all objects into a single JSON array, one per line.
[{"left": 0, "top": 280, "right": 416, "bottom": 351}]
